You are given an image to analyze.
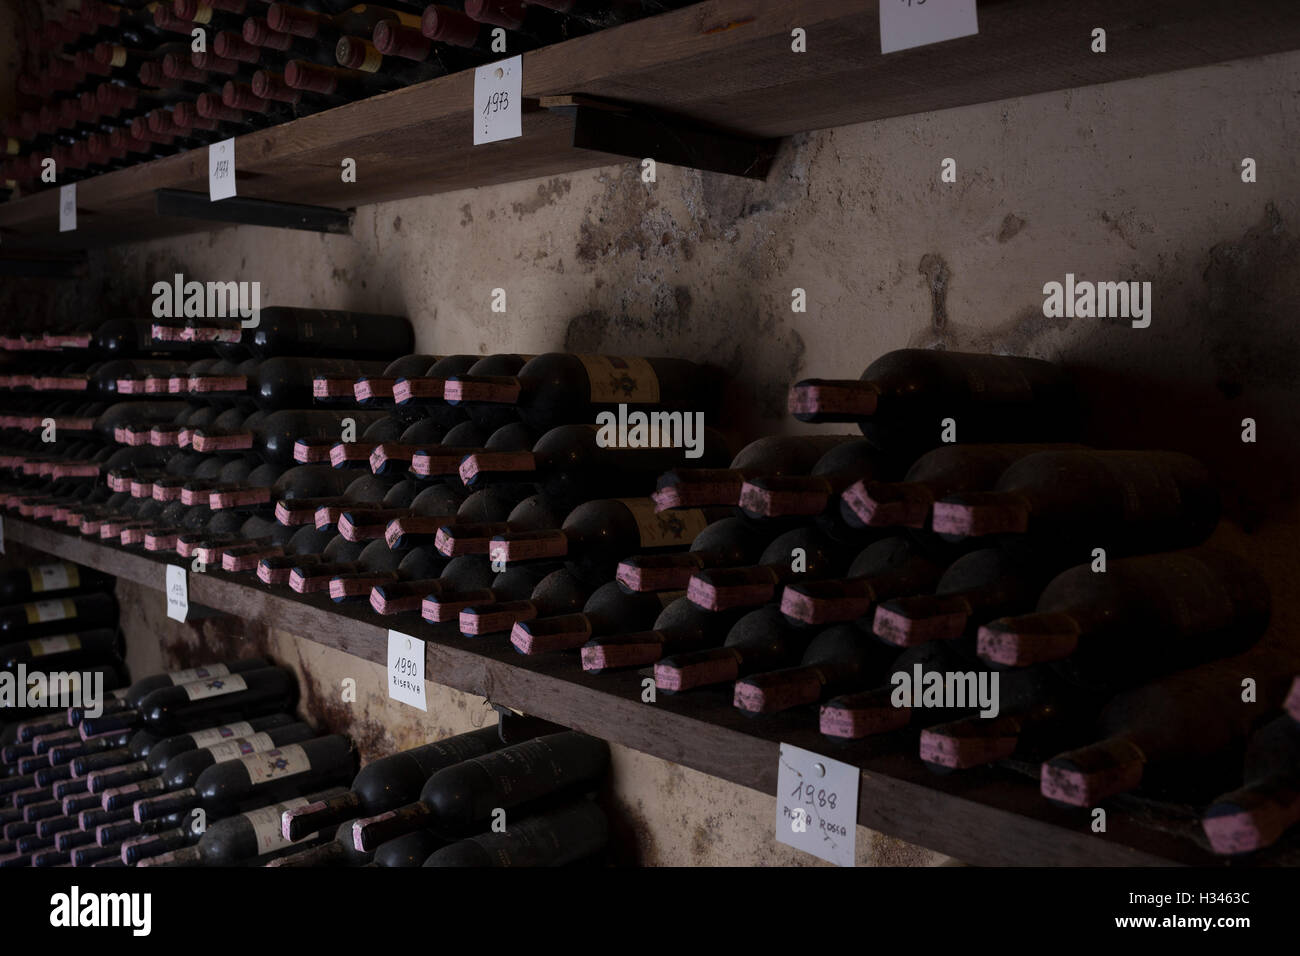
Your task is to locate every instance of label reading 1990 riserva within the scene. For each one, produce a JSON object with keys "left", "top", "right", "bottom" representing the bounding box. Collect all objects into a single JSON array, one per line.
[{"left": 181, "top": 673, "right": 247, "bottom": 701}]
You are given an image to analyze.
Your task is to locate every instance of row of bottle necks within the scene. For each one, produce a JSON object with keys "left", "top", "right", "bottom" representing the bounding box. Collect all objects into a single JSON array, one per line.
[
  {"left": 5, "top": 0, "right": 702, "bottom": 194},
  {"left": 2, "top": 600, "right": 613, "bottom": 867},
  {"left": 3, "top": 563, "right": 1299, "bottom": 864}
]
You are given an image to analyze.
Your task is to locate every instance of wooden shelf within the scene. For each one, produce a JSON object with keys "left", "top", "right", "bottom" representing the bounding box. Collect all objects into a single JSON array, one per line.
[
  {"left": 8, "top": 514, "right": 1296, "bottom": 867},
  {"left": 4, "top": 0, "right": 1300, "bottom": 250}
]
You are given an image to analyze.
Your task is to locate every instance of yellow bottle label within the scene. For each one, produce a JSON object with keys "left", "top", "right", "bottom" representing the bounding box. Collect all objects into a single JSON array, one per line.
[
  {"left": 578, "top": 355, "right": 661, "bottom": 404},
  {"left": 27, "top": 634, "right": 82, "bottom": 657},
  {"left": 616, "top": 498, "right": 708, "bottom": 548},
  {"left": 29, "top": 562, "right": 78, "bottom": 593},
  {"left": 25, "top": 598, "right": 76, "bottom": 624}
]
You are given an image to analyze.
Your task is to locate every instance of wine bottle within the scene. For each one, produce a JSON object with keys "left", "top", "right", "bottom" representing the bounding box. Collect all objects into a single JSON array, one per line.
[
  {"left": 0, "top": 592, "right": 119, "bottom": 639},
  {"left": 292, "top": 537, "right": 395, "bottom": 594},
  {"left": 423, "top": 799, "right": 607, "bottom": 866},
  {"left": 976, "top": 548, "right": 1270, "bottom": 690},
  {"left": 872, "top": 542, "right": 1058, "bottom": 647},
  {"left": 688, "top": 526, "right": 848, "bottom": 613},
  {"left": 188, "top": 307, "right": 413, "bottom": 359},
  {"left": 317, "top": 477, "right": 415, "bottom": 531},
  {"left": 490, "top": 497, "right": 719, "bottom": 588},
  {"left": 511, "top": 582, "right": 682, "bottom": 655},
  {"left": 460, "top": 422, "right": 730, "bottom": 513},
  {"left": 912, "top": 667, "right": 1106, "bottom": 769},
  {"left": 653, "top": 435, "right": 860, "bottom": 511},
  {"left": 654, "top": 604, "right": 808, "bottom": 693},
  {"left": 444, "top": 353, "right": 721, "bottom": 430},
  {"left": 931, "top": 449, "right": 1219, "bottom": 556},
  {"left": 1040, "top": 654, "right": 1291, "bottom": 806},
  {"left": 153, "top": 734, "right": 356, "bottom": 820},
  {"left": 192, "top": 408, "right": 386, "bottom": 465},
  {"left": 274, "top": 473, "right": 393, "bottom": 526},
  {"left": 263, "top": 820, "right": 372, "bottom": 866},
  {"left": 351, "top": 416, "right": 472, "bottom": 474},
  {"left": 425, "top": 492, "right": 559, "bottom": 556},
  {"left": 581, "top": 597, "right": 745, "bottom": 673},
  {"left": 298, "top": 414, "right": 404, "bottom": 466},
  {"left": 778, "top": 536, "right": 947, "bottom": 627},
  {"left": 409, "top": 559, "right": 550, "bottom": 622},
  {"left": 0, "top": 562, "right": 111, "bottom": 604},
  {"left": 351, "top": 732, "right": 608, "bottom": 850},
  {"left": 614, "top": 515, "right": 771, "bottom": 592},
  {"left": 184, "top": 788, "right": 351, "bottom": 864},
  {"left": 256, "top": 530, "right": 356, "bottom": 585},
  {"left": 733, "top": 625, "right": 899, "bottom": 715},
  {"left": 0, "top": 628, "right": 120, "bottom": 671},
  {"left": 281, "top": 726, "right": 506, "bottom": 839},
  {"left": 126, "top": 721, "right": 319, "bottom": 818},
  {"left": 137, "top": 666, "right": 299, "bottom": 734},
  {"left": 840, "top": 443, "right": 1081, "bottom": 530},
  {"left": 352, "top": 353, "right": 440, "bottom": 405},
  {"left": 462, "top": 0, "right": 588, "bottom": 44},
  {"left": 1202, "top": 716, "right": 1300, "bottom": 855},
  {"left": 789, "top": 350, "right": 1079, "bottom": 454},
  {"left": 329, "top": 542, "right": 447, "bottom": 602},
  {"left": 391, "top": 353, "right": 480, "bottom": 406}
]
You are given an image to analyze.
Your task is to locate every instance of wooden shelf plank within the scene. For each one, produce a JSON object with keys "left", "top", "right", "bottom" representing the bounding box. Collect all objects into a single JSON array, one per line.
[
  {"left": 9, "top": 515, "right": 1294, "bottom": 867},
  {"left": 4, "top": 0, "right": 1300, "bottom": 249}
]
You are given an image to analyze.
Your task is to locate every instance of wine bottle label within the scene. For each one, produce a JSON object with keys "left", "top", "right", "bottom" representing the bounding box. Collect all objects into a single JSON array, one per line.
[
  {"left": 181, "top": 673, "right": 247, "bottom": 700},
  {"left": 25, "top": 599, "right": 76, "bottom": 624},
  {"left": 189, "top": 721, "right": 255, "bottom": 748},
  {"left": 169, "top": 664, "right": 231, "bottom": 686},
  {"left": 27, "top": 634, "right": 81, "bottom": 657},
  {"left": 615, "top": 498, "right": 709, "bottom": 548},
  {"left": 577, "top": 355, "right": 661, "bottom": 404},
  {"left": 246, "top": 796, "right": 314, "bottom": 855},
  {"left": 204, "top": 732, "right": 275, "bottom": 762},
  {"left": 30, "top": 562, "right": 77, "bottom": 593},
  {"left": 241, "top": 744, "right": 312, "bottom": 785}
]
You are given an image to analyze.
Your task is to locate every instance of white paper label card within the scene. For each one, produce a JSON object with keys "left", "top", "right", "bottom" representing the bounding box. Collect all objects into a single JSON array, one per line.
[
  {"left": 209, "top": 138, "right": 237, "bottom": 201},
  {"left": 880, "top": 0, "right": 979, "bottom": 54},
  {"left": 59, "top": 184, "right": 76, "bottom": 232},
  {"left": 166, "top": 565, "right": 188, "bottom": 622},
  {"left": 775, "top": 743, "right": 859, "bottom": 867},
  {"left": 473, "top": 55, "right": 522, "bottom": 145},
  {"left": 387, "top": 630, "right": 426, "bottom": 711}
]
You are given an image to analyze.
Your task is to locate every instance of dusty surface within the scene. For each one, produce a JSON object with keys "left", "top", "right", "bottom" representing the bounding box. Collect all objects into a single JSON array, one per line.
[{"left": 4, "top": 49, "right": 1300, "bottom": 865}]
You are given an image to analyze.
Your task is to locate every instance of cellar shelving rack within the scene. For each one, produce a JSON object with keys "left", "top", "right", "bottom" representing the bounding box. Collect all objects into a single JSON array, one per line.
[
  {"left": 9, "top": 515, "right": 1297, "bottom": 867},
  {"left": 3, "top": 0, "right": 1300, "bottom": 250}
]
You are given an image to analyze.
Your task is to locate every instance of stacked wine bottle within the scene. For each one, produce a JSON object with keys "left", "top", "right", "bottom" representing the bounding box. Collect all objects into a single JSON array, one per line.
[
  {"left": 2, "top": 0, "right": 701, "bottom": 198},
  {"left": 3, "top": 324, "right": 1297, "bottom": 860}
]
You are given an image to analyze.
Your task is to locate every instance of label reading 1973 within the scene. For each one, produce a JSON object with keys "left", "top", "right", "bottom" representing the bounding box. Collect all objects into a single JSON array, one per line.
[{"left": 473, "top": 56, "right": 522, "bottom": 145}]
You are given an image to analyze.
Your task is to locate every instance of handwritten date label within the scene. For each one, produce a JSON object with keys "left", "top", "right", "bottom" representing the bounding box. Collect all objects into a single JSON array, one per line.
[
  {"left": 880, "top": 0, "right": 979, "bottom": 55},
  {"left": 775, "top": 743, "right": 858, "bottom": 866},
  {"left": 209, "top": 138, "right": 237, "bottom": 201},
  {"left": 473, "top": 56, "right": 522, "bottom": 145},
  {"left": 387, "top": 630, "right": 427, "bottom": 711}
]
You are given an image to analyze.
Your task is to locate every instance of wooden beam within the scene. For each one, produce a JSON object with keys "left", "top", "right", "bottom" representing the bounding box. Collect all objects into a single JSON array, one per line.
[
  {"left": 9, "top": 516, "right": 1292, "bottom": 867},
  {"left": 2, "top": 0, "right": 1298, "bottom": 249}
]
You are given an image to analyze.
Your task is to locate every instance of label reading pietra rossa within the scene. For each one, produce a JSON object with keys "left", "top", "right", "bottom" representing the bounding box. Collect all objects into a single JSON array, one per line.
[{"left": 578, "top": 355, "right": 661, "bottom": 404}]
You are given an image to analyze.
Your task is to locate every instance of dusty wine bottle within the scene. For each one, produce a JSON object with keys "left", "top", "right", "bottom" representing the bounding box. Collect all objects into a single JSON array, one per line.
[
  {"left": 789, "top": 350, "right": 1079, "bottom": 454},
  {"left": 976, "top": 548, "right": 1270, "bottom": 690},
  {"left": 351, "top": 731, "right": 608, "bottom": 850}
]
